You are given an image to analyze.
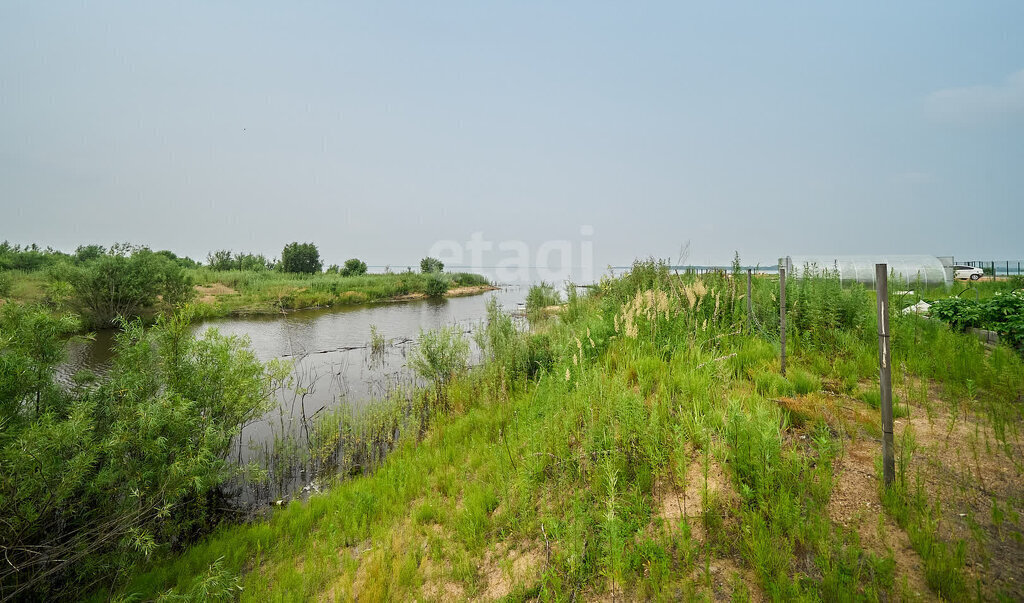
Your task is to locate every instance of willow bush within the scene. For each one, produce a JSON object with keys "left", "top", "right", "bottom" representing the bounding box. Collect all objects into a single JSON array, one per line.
[{"left": 0, "top": 305, "right": 280, "bottom": 600}]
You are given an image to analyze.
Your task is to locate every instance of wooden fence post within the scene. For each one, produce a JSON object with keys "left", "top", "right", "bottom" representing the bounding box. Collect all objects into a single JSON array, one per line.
[
  {"left": 779, "top": 267, "right": 786, "bottom": 377},
  {"left": 876, "top": 263, "right": 895, "bottom": 487}
]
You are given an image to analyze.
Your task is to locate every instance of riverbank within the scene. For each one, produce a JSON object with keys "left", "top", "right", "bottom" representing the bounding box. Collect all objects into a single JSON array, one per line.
[
  {"left": 0, "top": 269, "right": 497, "bottom": 323},
  {"left": 111, "top": 266, "right": 1024, "bottom": 600},
  {"left": 185, "top": 269, "right": 496, "bottom": 317}
]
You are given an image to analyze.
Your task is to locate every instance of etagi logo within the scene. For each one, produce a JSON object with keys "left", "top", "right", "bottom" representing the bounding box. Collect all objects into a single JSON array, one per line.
[{"left": 427, "top": 226, "right": 596, "bottom": 284}]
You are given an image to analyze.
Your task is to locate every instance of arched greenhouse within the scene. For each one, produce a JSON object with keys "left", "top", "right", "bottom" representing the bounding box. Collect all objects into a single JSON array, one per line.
[{"left": 779, "top": 254, "right": 951, "bottom": 288}]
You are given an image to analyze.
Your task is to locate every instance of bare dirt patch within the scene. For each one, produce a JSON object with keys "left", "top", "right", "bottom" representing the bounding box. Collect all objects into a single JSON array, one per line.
[
  {"left": 893, "top": 391, "right": 1024, "bottom": 600},
  {"left": 446, "top": 284, "right": 499, "bottom": 297},
  {"left": 193, "top": 282, "right": 237, "bottom": 304},
  {"left": 418, "top": 554, "right": 467, "bottom": 601},
  {"left": 654, "top": 451, "right": 736, "bottom": 543},
  {"left": 689, "top": 557, "right": 766, "bottom": 602},
  {"left": 478, "top": 542, "right": 544, "bottom": 600},
  {"left": 828, "top": 437, "right": 934, "bottom": 600},
  {"left": 391, "top": 284, "right": 499, "bottom": 302}
]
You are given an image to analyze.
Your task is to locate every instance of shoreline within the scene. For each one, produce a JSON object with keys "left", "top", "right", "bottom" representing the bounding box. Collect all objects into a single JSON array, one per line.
[{"left": 199, "top": 283, "right": 501, "bottom": 317}]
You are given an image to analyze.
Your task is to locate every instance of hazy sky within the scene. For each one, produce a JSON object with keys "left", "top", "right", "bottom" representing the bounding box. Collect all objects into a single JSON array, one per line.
[{"left": 2, "top": 2, "right": 1022, "bottom": 268}]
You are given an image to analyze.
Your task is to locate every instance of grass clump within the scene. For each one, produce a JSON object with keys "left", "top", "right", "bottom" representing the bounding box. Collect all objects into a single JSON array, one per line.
[
  {"left": 754, "top": 371, "right": 796, "bottom": 397},
  {"left": 525, "top": 282, "right": 561, "bottom": 320},
  {"left": 789, "top": 368, "right": 822, "bottom": 394}
]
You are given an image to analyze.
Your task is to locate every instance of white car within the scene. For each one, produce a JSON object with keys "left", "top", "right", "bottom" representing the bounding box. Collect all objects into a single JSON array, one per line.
[{"left": 953, "top": 265, "right": 984, "bottom": 280}]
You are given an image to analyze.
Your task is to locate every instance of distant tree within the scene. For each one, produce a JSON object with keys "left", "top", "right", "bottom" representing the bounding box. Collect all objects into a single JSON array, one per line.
[
  {"left": 207, "top": 250, "right": 235, "bottom": 271},
  {"left": 420, "top": 257, "right": 444, "bottom": 274},
  {"left": 156, "top": 249, "right": 199, "bottom": 269},
  {"left": 325, "top": 264, "right": 340, "bottom": 275},
  {"left": 280, "top": 243, "right": 322, "bottom": 274},
  {"left": 236, "top": 253, "right": 272, "bottom": 271},
  {"left": 74, "top": 244, "right": 106, "bottom": 263},
  {"left": 0, "top": 241, "right": 68, "bottom": 272},
  {"left": 341, "top": 258, "right": 368, "bottom": 277}
]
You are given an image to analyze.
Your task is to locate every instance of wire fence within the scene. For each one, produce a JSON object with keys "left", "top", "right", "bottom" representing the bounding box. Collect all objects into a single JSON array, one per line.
[{"left": 956, "top": 260, "right": 1024, "bottom": 277}]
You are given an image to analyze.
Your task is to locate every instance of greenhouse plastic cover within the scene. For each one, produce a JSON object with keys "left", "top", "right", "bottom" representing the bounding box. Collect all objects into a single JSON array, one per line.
[{"left": 779, "top": 255, "right": 950, "bottom": 288}]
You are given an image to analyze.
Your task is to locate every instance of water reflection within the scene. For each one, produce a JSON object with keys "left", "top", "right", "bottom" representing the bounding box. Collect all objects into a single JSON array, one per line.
[{"left": 61, "top": 286, "right": 529, "bottom": 507}]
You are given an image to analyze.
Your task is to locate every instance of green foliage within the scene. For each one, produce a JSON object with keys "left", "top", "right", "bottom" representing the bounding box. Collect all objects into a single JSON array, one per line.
[
  {"left": 420, "top": 257, "right": 444, "bottom": 274},
  {"left": 0, "top": 241, "right": 73, "bottom": 272},
  {"left": 207, "top": 249, "right": 273, "bottom": 271},
  {"left": 75, "top": 244, "right": 106, "bottom": 262},
  {"left": 424, "top": 273, "right": 450, "bottom": 298},
  {"left": 341, "top": 258, "right": 368, "bottom": 277},
  {"left": 0, "top": 304, "right": 80, "bottom": 421},
  {"left": 0, "top": 270, "right": 11, "bottom": 297},
  {"left": 0, "top": 308, "right": 277, "bottom": 600},
  {"left": 525, "top": 282, "right": 561, "bottom": 319},
  {"left": 929, "top": 297, "right": 983, "bottom": 331},
  {"left": 155, "top": 249, "right": 200, "bottom": 269},
  {"left": 409, "top": 326, "right": 468, "bottom": 407},
  {"left": 754, "top": 371, "right": 795, "bottom": 397},
  {"left": 280, "top": 242, "right": 322, "bottom": 274},
  {"left": 788, "top": 269, "right": 871, "bottom": 352},
  {"left": 929, "top": 292, "right": 1024, "bottom": 348},
  {"left": 789, "top": 368, "right": 821, "bottom": 395},
  {"left": 55, "top": 248, "right": 194, "bottom": 327},
  {"left": 526, "top": 333, "right": 555, "bottom": 377}
]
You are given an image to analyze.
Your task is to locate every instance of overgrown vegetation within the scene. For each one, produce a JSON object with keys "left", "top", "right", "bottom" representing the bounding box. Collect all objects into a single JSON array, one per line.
[
  {"left": 0, "top": 241, "right": 493, "bottom": 324},
  {"left": 107, "top": 258, "right": 1023, "bottom": 600},
  {"left": 525, "top": 281, "right": 561, "bottom": 320},
  {"left": 0, "top": 306, "right": 283, "bottom": 600}
]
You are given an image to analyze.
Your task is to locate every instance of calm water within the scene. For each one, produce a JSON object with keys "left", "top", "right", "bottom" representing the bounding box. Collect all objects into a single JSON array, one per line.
[{"left": 61, "top": 286, "right": 529, "bottom": 506}]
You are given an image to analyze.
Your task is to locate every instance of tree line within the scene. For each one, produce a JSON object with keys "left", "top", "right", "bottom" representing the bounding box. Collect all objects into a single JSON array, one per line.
[{"left": 0, "top": 240, "right": 451, "bottom": 327}]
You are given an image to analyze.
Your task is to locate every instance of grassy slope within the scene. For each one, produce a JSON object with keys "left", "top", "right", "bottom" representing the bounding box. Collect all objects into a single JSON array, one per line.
[{"left": 117, "top": 272, "right": 1024, "bottom": 601}]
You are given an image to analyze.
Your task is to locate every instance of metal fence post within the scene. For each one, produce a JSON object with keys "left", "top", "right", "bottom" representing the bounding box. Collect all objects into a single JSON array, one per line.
[
  {"left": 876, "top": 263, "right": 895, "bottom": 487},
  {"left": 779, "top": 267, "right": 787, "bottom": 377}
]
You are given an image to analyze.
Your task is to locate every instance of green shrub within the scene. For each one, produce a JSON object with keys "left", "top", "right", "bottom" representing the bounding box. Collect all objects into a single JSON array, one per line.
[
  {"left": 0, "top": 307, "right": 277, "bottom": 599},
  {"left": 424, "top": 274, "right": 450, "bottom": 298},
  {"left": 56, "top": 248, "right": 194, "bottom": 327},
  {"left": 279, "top": 242, "right": 322, "bottom": 274},
  {"left": 928, "top": 297, "right": 982, "bottom": 331},
  {"left": 341, "top": 258, "right": 368, "bottom": 277},
  {"left": 420, "top": 257, "right": 444, "bottom": 274},
  {"left": 929, "top": 292, "right": 1024, "bottom": 349},
  {"left": 410, "top": 326, "right": 469, "bottom": 407},
  {"left": 525, "top": 282, "right": 561, "bottom": 318},
  {"left": 0, "top": 270, "right": 11, "bottom": 297}
]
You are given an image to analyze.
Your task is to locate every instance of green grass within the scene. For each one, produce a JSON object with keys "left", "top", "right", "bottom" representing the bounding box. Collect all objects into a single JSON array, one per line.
[
  {"left": 103, "top": 265, "right": 1024, "bottom": 600},
  {"left": 187, "top": 269, "right": 492, "bottom": 316},
  {"left": 1, "top": 268, "right": 492, "bottom": 324}
]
